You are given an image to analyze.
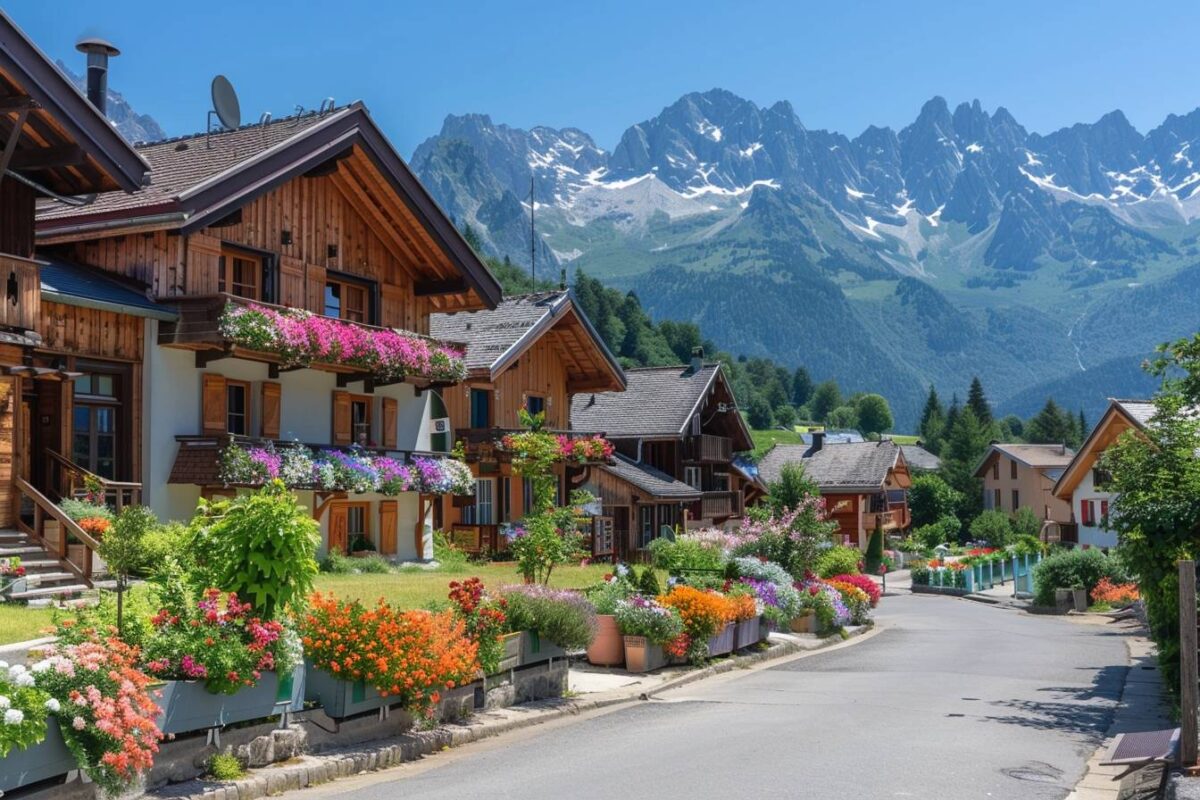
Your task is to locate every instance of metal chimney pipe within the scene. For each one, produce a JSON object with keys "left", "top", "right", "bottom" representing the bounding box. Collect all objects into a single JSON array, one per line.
[{"left": 75, "top": 36, "right": 120, "bottom": 115}]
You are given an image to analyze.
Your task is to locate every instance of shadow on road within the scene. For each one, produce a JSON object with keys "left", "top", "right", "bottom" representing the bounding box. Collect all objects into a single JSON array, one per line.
[{"left": 979, "top": 664, "right": 1126, "bottom": 736}]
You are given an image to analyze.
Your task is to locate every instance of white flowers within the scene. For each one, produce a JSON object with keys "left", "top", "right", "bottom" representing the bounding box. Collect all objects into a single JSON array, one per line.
[
  {"left": 0, "top": 660, "right": 8, "bottom": 671},
  {"left": 30, "top": 659, "right": 52, "bottom": 673},
  {"left": 3, "top": 708, "right": 24, "bottom": 725},
  {"left": 0, "top": 695, "right": 9, "bottom": 710},
  {"left": 13, "top": 672, "right": 34, "bottom": 688},
  {"left": 45, "top": 698, "right": 60, "bottom": 713}
]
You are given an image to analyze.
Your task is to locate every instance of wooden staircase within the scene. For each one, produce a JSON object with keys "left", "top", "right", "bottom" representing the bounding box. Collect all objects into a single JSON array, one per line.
[{"left": 0, "top": 529, "right": 92, "bottom": 605}]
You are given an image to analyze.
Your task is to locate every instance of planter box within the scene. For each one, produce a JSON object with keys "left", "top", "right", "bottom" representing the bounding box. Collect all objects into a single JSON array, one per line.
[
  {"left": 304, "top": 661, "right": 391, "bottom": 719},
  {"left": 1072, "top": 588, "right": 1089, "bottom": 612},
  {"left": 0, "top": 719, "right": 77, "bottom": 793},
  {"left": 155, "top": 665, "right": 305, "bottom": 735},
  {"left": 496, "top": 631, "right": 523, "bottom": 672},
  {"left": 789, "top": 612, "right": 816, "bottom": 634},
  {"left": 1055, "top": 588, "right": 1076, "bottom": 613},
  {"left": 734, "top": 617, "right": 760, "bottom": 649},
  {"left": 623, "top": 635, "right": 667, "bottom": 673},
  {"left": 758, "top": 616, "right": 773, "bottom": 643},
  {"left": 586, "top": 614, "right": 624, "bottom": 667},
  {"left": 519, "top": 630, "right": 566, "bottom": 665},
  {"left": 707, "top": 623, "right": 735, "bottom": 657}
]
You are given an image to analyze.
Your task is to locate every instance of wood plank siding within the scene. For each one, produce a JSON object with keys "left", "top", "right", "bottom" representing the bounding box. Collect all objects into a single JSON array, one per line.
[{"left": 442, "top": 336, "right": 572, "bottom": 431}]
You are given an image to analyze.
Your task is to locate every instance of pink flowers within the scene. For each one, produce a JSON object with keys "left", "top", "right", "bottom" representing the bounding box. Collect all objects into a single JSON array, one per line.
[
  {"left": 219, "top": 302, "right": 467, "bottom": 382},
  {"left": 556, "top": 435, "right": 615, "bottom": 463}
]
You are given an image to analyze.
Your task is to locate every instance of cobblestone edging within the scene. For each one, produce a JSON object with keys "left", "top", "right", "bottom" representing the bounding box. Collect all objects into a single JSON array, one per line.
[{"left": 148, "top": 628, "right": 876, "bottom": 800}]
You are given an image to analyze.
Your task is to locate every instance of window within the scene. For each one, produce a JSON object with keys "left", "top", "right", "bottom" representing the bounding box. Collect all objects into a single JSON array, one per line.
[
  {"left": 470, "top": 388, "right": 491, "bottom": 429},
  {"left": 226, "top": 380, "right": 250, "bottom": 436},
  {"left": 73, "top": 367, "right": 124, "bottom": 478},
  {"left": 347, "top": 504, "right": 369, "bottom": 551},
  {"left": 430, "top": 392, "right": 450, "bottom": 453},
  {"left": 1081, "top": 500, "right": 1095, "bottom": 526},
  {"left": 1100, "top": 499, "right": 1109, "bottom": 528},
  {"left": 522, "top": 478, "right": 533, "bottom": 515},
  {"left": 993, "top": 488, "right": 1001, "bottom": 510},
  {"left": 992, "top": 461, "right": 999, "bottom": 480},
  {"left": 638, "top": 506, "right": 655, "bottom": 549},
  {"left": 684, "top": 466, "right": 702, "bottom": 490},
  {"left": 1093, "top": 468, "right": 1113, "bottom": 489},
  {"left": 462, "top": 479, "right": 494, "bottom": 525},
  {"left": 324, "top": 277, "right": 371, "bottom": 323},
  {"left": 657, "top": 505, "right": 676, "bottom": 535},
  {"left": 219, "top": 249, "right": 262, "bottom": 300},
  {"left": 712, "top": 472, "right": 729, "bottom": 491},
  {"left": 1010, "top": 459, "right": 1018, "bottom": 480},
  {"left": 500, "top": 477, "right": 511, "bottom": 522},
  {"left": 1011, "top": 489, "right": 1019, "bottom": 510},
  {"left": 350, "top": 396, "right": 372, "bottom": 446},
  {"left": 525, "top": 394, "right": 545, "bottom": 418}
]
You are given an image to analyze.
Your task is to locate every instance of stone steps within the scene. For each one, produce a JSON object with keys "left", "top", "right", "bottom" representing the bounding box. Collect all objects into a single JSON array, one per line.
[{"left": 7, "top": 583, "right": 91, "bottom": 602}]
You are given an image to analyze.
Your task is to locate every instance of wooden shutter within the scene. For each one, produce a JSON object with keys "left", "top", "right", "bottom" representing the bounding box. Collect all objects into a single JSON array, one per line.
[
  {"left": 261, "top": 382, "right": 281, "bottom": 439},
  {"left": 378, "top": 500, "right": 398, "bottom": 555},
  {"left": 328, "top": 504, "right": 349, "bottom": 555},
  {"left": 1100, "top": 500, "right": 1108, "bottom": 520},
  {"left": 332, "top": 390, "right": 351, "bottom": 445},
  {"left": 202, "top": 373, "right": 227, "bottom": 435},
  {"left": 381, "top": 397, "right": 398, "bottom": 449}
]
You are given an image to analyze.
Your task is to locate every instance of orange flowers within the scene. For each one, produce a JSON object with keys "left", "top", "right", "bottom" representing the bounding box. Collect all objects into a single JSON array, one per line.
[
  {"left": 659, "top": 586, "right": 730, "bottom": 643},
  {"left": 725, "top": 593, "right": 759, "bottom": 623},
  {"left": 78, "top": 516, "right": 111, "bottom": 537},
  {"left": 1091, "top": 578, "right": 1140, "bottom": 605},
  {"left": 298, "top": 593, "right": 477, "bottom": 717}
]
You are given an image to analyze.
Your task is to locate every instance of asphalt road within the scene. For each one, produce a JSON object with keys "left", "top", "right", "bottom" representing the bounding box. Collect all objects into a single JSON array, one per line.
[{"left": 302, "top": 595, "right": 1128, "bottom": 800}]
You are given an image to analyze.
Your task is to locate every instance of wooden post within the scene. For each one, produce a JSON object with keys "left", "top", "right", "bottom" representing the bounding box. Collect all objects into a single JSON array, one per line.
[{"left": 1180, "top": 560, "right": 1198, "bottom": 767}]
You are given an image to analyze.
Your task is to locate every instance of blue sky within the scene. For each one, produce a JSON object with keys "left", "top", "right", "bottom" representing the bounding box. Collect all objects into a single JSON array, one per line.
[{"left": 7, "top": 1, "right": 1199, "bottom": 155}]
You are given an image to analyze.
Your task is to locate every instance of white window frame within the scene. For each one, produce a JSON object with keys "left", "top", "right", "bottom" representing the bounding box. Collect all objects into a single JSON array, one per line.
[
  {"left": 475, "top": 478, "right": 494, "bottom": 525},
  {"left": 638, "top": 506, "right": 655, "bottom": 548},
  {"left": 684, "top": 466, "right": 702, "bottom": 490}
]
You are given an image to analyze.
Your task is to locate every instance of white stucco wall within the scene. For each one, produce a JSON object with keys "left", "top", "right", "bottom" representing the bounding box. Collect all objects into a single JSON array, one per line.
[
  {"left": 142, "top": 320, "right": 435, "bottom": 558},
  {"left": 1071, "top": 469, "right": 1119, "bottom": 549}
]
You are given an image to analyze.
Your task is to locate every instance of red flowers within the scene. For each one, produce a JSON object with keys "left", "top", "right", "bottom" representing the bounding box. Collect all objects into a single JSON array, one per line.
[{"left": 828, "top": 574, "right": 882, "bottom": 607}]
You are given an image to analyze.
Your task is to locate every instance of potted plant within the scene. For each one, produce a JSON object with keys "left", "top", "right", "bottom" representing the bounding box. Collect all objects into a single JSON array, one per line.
[
  {"left": 499, "top": 585, "right": 598, "bottom": 663},
  {"left": 0, "top": 660, "right": 74, "bottom": 794},
  {"left": 448, "top": 579, "right": 512, "bottom": 677},
  {"left": 726, "top": 587, "right": 761, "bottom": 649},
  {"left": 585, "top": 571, "right": 634, "bottom": 667},
  {"left": 660, "top": 586, "right": 728, "bottom": 664},
  {"left": 614, "top": 596, "right": 685, "bottom": 672}
]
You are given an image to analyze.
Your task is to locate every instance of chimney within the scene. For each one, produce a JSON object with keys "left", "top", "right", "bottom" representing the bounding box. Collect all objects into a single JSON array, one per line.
[
  {"left": 811, "top": 430, "right": 825, "bottom": 452},
  {"left": 690, "top": 346, "right": 704, "bottom": 374},
  {"left": 75, "top": 36, "right": 120, "bottom": 115}
]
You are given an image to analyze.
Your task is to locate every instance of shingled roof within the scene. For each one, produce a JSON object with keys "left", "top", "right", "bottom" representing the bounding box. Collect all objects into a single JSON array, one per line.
[
  {"left": 757, "top": 440, "right": 905, "bottom": 492},
  {"left": 429, "top": 291, "right": 624, "bottom": 390},
  {"left": 571, "top": 363, "right": 747, "bottom": 441},
  {"left": 972, "top": 443, "right": 1075, "bottom": 478},
  {"left": 601, "top": 454, "right": 701, "bottom": 500}
]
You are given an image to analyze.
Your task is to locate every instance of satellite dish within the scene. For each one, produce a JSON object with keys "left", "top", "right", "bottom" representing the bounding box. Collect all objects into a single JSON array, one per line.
[{"left": 211, "top": 75, "right": 241, "bottom": 129}]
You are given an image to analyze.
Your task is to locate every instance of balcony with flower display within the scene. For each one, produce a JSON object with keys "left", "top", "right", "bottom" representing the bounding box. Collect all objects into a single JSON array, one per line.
[
  {"left": 460, "top": 428, "right": 615, "bottom": 466},
  {"left": 158, "top": 295, "right": 469, "bottom": 387}
]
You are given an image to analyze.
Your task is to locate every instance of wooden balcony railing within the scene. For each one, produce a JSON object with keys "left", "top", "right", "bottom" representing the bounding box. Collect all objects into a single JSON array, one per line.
[
  {"left": 14, "top": 477, "right": 100, "bottom": 586},
  {"left": 698, "top": 490, "right": 741, "bottom": 520},
  {"left": 46, "top": 449, "right": 141, "bottom": 510},
  {"left": 448, "top": 523, "right": 501, "bottom": 553},
  {"left": 0, "top": 254, "right": 41, "bottom": 332},
  {"left": 683, "top": 434, "right": 733, "bottom": 463},
  {"left": 865, "top": 507, "right": 910, "bottom": 531}
]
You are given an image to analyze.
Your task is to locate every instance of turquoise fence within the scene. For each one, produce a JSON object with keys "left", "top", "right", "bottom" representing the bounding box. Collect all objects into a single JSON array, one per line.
[{"left": 962, "top": 553, "right": 1042, "bottom": 596}]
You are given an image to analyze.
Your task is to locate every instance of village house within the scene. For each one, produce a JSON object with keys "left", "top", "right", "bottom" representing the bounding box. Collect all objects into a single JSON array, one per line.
[
  {"left": 0, "top": 12, "right": 153, "bottom": 595},
  {"left": 29, "top": 53, "right": 502, "bottom": 564},
  {"left": 971, "top": 443, "right": 1074, "bottom": 530},
  {"left": 1051, "top": 399, "right": 1153, "bottom": 549},
  {"left": 756, "top": 434, "right": 911, "bottom": 548},
  {"left": 428, "top": 291, "right": 626, "bottom": 556},
  {"left": 569, "top": 356, "right": 759, "bottom": 558}
]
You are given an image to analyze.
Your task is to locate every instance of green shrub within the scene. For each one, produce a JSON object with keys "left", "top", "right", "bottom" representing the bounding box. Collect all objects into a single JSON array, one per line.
[
  {"left": 59, "top": 497, "right": 114, "bottom": 523},
  {"left": 1010, "top": 507, "right": 1042, "bottom": 539},
  {"left": 349, "top": 554, "right": 392, "bottom": 574},
  {"left": 139, "top": 522, "right": 190, "bottom": 575},
  {"left": 912, "top": 516, "right": 960, "bottom": 550},
  {"left": 433, "top": 530, "right": 469, "bottom": 570},
  {"left": 864, "top": 526, "right": 884, "bottom": 573},
  {"left": 969, "top": 510, "right": 1014, "bottom": 547},
  {"left": 637, "top": 566, "right": 661, "bottom": 597},
  {"left": 321, "top": 548, "right": 356, "bottom": 574},
  {"left": 647, "top": 536, "right": 725, "bottom": 572},
  {"left": 207, "top": 753, "right": 244, "bottom": 781},
  {"left": 815, "top": 545, "right": 861, "bottom": 578},
  {"left": 1032, "top": 548, "right": 1131, "bottom": 606},
  {"left": 500, "top": 585, "right": 598, "bottom": 650},
  {"left": 908, "top": 474, "right": 963, "bottom": 529}
]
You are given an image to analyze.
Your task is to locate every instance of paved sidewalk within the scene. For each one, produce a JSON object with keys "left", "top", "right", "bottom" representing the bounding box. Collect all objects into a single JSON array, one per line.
[{"left": 1065, "top": 613, "right": 1172, "bottom": 800}]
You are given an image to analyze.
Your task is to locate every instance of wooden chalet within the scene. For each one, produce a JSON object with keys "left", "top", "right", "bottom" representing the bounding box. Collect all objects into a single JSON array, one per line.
[
  {"left": 570, "top": 356, "right": 756, "bottom": 558},
  {"left": 0, "top": 10, "right": 151, "bottom": 594},
  {"left": 33, "top": 83, "right": 502, "bottom": 560},
  {"left": 428, "top": 291, "right": 626, "bottom": 555},
  {"left": 757, "top": 434, "right": 912, "bottom": 548}
]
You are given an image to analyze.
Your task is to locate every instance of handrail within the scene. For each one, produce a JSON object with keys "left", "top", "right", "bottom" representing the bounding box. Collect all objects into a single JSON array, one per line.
[
  {"left": 45, "top": 449, "right": 141, "bottom": 511},
  {"left": 14, "top": 476, "right": 99, "bottom": 585}
]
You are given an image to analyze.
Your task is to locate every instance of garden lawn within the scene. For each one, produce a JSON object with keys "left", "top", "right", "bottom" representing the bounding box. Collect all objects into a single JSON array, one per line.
[
  {"left": 313, "top": 562, "right": 642, "bottom": 609},
  {"left": 0, "top": 604, "right": 56, "bottom": 645},
  {"left": 750, "top": 428, "right": 806, "bottom": 459}
]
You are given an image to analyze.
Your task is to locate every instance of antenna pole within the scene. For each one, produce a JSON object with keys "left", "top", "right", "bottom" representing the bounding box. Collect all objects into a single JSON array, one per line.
[{"left": 530, "top": 175, "right": 536, "bottom": 287}]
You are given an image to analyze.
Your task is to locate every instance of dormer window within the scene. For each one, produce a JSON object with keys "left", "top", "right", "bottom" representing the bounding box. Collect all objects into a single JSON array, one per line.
[{"left": 219, "top": 248, "right": 262, "bottom": 300}]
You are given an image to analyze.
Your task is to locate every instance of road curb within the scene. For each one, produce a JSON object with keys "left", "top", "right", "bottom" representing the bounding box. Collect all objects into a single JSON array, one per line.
[{"left": 146, "top": 626, "right": 879, "bottom": 800}]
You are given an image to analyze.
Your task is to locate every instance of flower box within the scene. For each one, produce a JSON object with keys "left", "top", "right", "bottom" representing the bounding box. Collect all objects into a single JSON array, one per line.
[
  {"left": 154, "top": 665, "right": 305, "bottom": 735},
  {"left": 623, "top": 635, "right": 667, "bottom": 673},
  {"left": 304, "top": 661, "right": 392, "bottom": 719},
  {"left": 494, "top": 631, "right": 523, "bottom": 673},
  {"left": 0, "top": 719, "right": 78, "bottom": 793},
  {"left": 735, "top": 617, "right": 761, "bottom": 650},
  {"left": 758, "top": 615, "right": 773, "bottom": 643},
  {"left": 519, "top": 630, "right": 567, "bottom": 665},
  {"left": 586, "top": 614, "right": 624, "bottom": 667},
  {"left": 707, "top": 623, "right": 736, "bottom": 657},
  {"left": 788, "top": 611, "right": 816, "bottom": 634}
]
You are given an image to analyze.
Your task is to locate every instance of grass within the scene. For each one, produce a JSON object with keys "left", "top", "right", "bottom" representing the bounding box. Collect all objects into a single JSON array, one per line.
[
  {"left": 750, "top": 428, "right": 806, "bottom": 459},
  {"left": 0, "top": 605, "right": 57, "bottom": 646},
  {"left": 888, "top": 434, "right": 920, "bottom": 445}
]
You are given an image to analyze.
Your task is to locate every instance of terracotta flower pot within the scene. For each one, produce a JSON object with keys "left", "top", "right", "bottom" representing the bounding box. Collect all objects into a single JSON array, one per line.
[
  {"left": 789, "top": 611, "right": 816, "bottom": 634},
  {"left": 587, "top": 614, "right": 625, "bottom": 667},
  {"left": 623, "top": 635, "right": 666, "bottom": 673}
]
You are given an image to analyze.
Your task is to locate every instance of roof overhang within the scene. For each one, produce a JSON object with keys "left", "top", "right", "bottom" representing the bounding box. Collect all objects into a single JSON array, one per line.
[
  {"left": 1052, "top": 401, "right": 1148, "bottom": 499},
  {"left": 678, "top": 364, "right": 753, "bottom": 452},
  {"left": 0, "top": 10, "right": 149, "bottom": 193}
]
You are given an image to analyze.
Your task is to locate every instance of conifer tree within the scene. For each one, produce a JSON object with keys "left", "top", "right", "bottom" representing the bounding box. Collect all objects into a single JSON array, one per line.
[{"left": 966, "top": 377, "right": 992, "bottom": 426}]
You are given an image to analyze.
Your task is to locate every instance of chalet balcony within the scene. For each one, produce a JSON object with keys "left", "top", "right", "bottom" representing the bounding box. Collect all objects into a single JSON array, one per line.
[
  {"left": 682, "top": 433, "right": 733, "bottom": 463},
  {"left": 0, "top": 253, "right": 41, "bottom": 334},
  {"left": 158, "top": 293, "right": 468, "bottom": 387},
  {"left": 697, "top": 490, "right": 742, "bottom": 520},
  {"left": 459, "top": 427, "right": 612, "bottom": 465},
  {"left": 865, "top": 507, "right": 910, "bottom": 532}
]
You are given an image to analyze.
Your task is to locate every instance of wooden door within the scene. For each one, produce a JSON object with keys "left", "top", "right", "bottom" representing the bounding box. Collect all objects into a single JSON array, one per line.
[
  {"left": 378, "top": 500, "right": 397, "bottom": 556},
  {"left": 329, "top": 503, "right": 349, "bottom": 555}
]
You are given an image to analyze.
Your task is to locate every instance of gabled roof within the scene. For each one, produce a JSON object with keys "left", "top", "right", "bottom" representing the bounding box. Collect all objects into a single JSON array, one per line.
[
  {"left": 37, "top": 102, "right": 501, "bottom": 309},
  {"left": 570, "top": 362, "right": 752, "bottom": 449},
  {"left": 758, "top": 440, "right": 907, "bottom": 493},
  {"left": 600, "top": 453, "right": 701, "bottom": 500},
  {"left": 429, "top": 291, "right": 625, "bottom": 392},
  {"left": 1053, "top": 398, "right": 1153, "bottom": 499},
  {"left": 0, "top": 10, "right": 149, "bottom": 193},
  {"left": 900, "top": 443, "right": 941, "bottom": 472},
  {"left": 972, "top": 443, "right": 1075, "bottom": 478},
  {"left": 40, "top": 258, "right": 176, "bottom": 321}
]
